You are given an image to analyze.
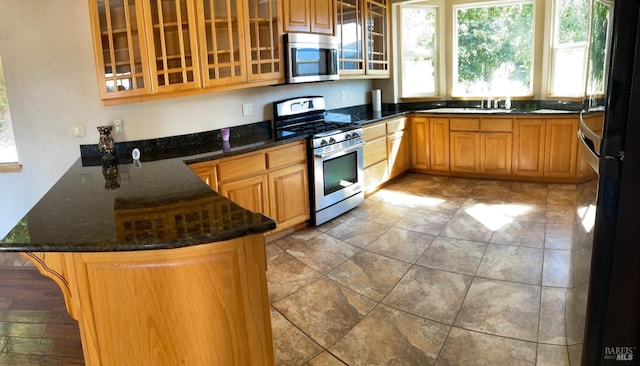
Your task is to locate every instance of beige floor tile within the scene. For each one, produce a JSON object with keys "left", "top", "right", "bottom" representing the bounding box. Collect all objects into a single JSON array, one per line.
[
  {"left": 469, "top": 180, "right": 512, "bottom": 200},
  {"left": 545, "top": 224, "right": 575, "bottom": 249},
  {"left": 538, "top": 287, "right": 567, "bottom": 345},
  {"left": 476, "top": 245, "right": 543, "bottom": 285},
  {"left": 267, "top": 251, "right": 322, "bottom": 302},
  {"left": 270, "top": 307, "right": 323, "bottom": 366},
  {"left": 328, "top": 251, "right": 411, "bottom": 301},
  {"left": 304, "top": 351, "right": 347, "bottom": 366},
  {"left": 455, "top": 278, "right": 541, "bottom": 342},
  {"left": 417, "top": 236, "right": 487, "bottom": 276},
  {"left": 490, "top": 220, "right": 546, "bottom": 248},
  {"left": 395, "top": 209, "right": 454, "bottom": 236},
  {"left": 498, "top": 202, "right": 548, "bottom": 223},
  {"left": 350, "top": 201, "right": 410, "bottom": 226},
  {"left": 330, "top": 304, "right": 449, "bottom": 366},
  {"left": 435, "top": 327, "right": 536, "bottom": 366},
  {"left": 432, "top": 180, "right": 477, "bottom": 197},
  {"left": 325, "top": 217, "right": 389, "bottom": 248},
  {"left": 366, "top": 227, "right": 435, "bottom": 263},
  {"left": 508, "top": 182, "right": 549, "bottom": 205},
  {"left": 441, "top": 212, "right": 494, "bottom": 242},
  {"left": 542, "top": 249, "right": 572, "bottom": 287},
  {"left": 537, "top": 344, "right": 570, "bottom": 366},
  {"left": 546, "top": 204, "right": 576, "bottom": 224},
  {"left": 383, "top": 266, "right": 472, "bottom": 324},
  {"left": 547, "top": 187, "right": 578, "bottom": 206},
  {"left": 277, "top": 232, "right": 360, "bottom": 274},
  {"left": 272, "top": 277, "right": 377, "bottom": 348}
]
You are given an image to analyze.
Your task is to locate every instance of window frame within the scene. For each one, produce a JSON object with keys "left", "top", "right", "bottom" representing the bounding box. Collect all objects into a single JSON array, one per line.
[
  {"left": 397, "top": 3, "right": 441, "bottom": 99},
  {"left": 0, "top": 54, "right": 21, "bottom": 172},
  {"left": 451, "top": 0, "right": 536, "bottom": 98}
]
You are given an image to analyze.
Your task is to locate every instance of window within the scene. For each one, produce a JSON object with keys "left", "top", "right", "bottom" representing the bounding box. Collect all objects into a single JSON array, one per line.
[
  {"left": 549, "top": 0, "right": 590, "bottom": 96},
  {"left": 398, "top": 4, "right": 438, "bottom": 97},
  {"left": 453, "top": 1, "right": 535, "bottom": 97},
  {"left": 587, "top": 0, "right": 612, "bottom": 96},
  {"left": 0, "top": 55, "right": 19, "bottom": 165}
]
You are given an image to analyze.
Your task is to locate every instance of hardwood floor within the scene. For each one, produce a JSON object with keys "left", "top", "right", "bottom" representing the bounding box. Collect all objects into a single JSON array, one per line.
[{"left": 0, "top": 268, "right": 84, "bottom": 366}]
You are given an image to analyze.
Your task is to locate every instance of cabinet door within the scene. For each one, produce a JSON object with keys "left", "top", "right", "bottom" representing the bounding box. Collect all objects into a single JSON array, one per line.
[
  {"left": 364, "top": 0, "right": 388, "bottom": 75},
  {"left": 336, "top": 0, "right": 364, "bottom": 74},
  {"left": 246, "top": 0, "right": 282, "bottom": 81},
  {"left": 311, "top": 0, "right": 335, "bottom": 34},
  {"left": 197, "top": 0, "right": 246, "bottom": 87},
  {"left": 364, "top": 160, "right": 388, "bottom": 192},
  {"left": 450, "top": 131, "right": 481, "bottom": 173},
  {"left": 189, "top": 161, "right": 218, "bottom": 189},
  {"left": 430, "top": 118, "right": 450, "bottom": 171},
  {"left": 545, "top": 118, "right": 578, "bottom": 177},
  {"left": 387, "top": 131, "right": 410, "bottom": 179},
  {"left": 364, "top": 137, "right": 387, "bottom": 168},
  {"left": 482, "top": 133, "right": 512, "bottom": 175},
  {"left": 513, "top": 119, "right": 546, "bottom": 177},
  {"left": 411, "top": 117, "right": 430, "bottom": 169},
  {"left": 268, "top": 164, "right": 310, "bottom": 230},
  {"left": 145, "top": 0, "right": 201, "bottom": 93},
  {"left": 218, "top": 175, "right": 269, "bottom": 214},
  {"left": 90, "top": 0, "right": 152, "bottom": 100},
  {"left": 282, "top": 0, "right": 310, "bottom": 32}
]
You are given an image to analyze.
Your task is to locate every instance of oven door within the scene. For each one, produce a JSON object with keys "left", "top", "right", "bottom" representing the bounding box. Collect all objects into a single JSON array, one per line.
[{"left": 313, "top": 143, "right": 364, "bottom": 211}]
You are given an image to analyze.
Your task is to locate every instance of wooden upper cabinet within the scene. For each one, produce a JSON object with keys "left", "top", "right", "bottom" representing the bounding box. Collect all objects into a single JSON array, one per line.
[
  {"left": 146, "top": 0, "right": 201, "bottom": 93},
  {"left": 282, "top": 0, "right": 334, "bottom": 35},
  {"left": 336, "top": 0, "right": 363, "bottom": 74},
  {"left": 197, "top": 0, "right": 246, "bottom": 87},
  {"left": 90, "top": 0, "right": 152, "bottom": 100},
  {"left": 246, "top": 0, "right": 282, "bottom": 81},
  {"left": 364, "top": 0, "right": 388, "bottom": 75}
]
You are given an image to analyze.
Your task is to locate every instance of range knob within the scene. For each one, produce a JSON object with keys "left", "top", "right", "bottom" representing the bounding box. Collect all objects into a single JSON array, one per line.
[
  {"left": 320, "top": 139, "right": 328, "bottom": 147},
  {"left": 345, "top": 133, "right": 352, "bottom": 140},
  {"left": 329, "top": 137, "right": 336, "bottom": 144},
  {"left": 351, "top": 131, "right": 360, "bottom": 139}
]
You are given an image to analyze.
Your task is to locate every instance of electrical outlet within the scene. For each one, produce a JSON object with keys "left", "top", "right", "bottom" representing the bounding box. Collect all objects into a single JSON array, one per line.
[
  {"left": 72, "top": 123, "right": 86, "bottom": 137},
  {"left": 242, "top": 103, "right": 253, "bottom": 116},
  {"left": 113, "top": 119, "right": 123, "bottom": 133},
  {"left": 341, "top": 90, "right": 346, "bottom": 101}
]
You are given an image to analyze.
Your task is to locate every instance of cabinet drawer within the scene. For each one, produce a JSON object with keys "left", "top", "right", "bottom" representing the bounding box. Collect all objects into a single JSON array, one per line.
[
  {"left": 386, "top": 117, "right": 407, "bottom": 132},
  {"left": 450, "top": 118, "right": 480, "bottom": 131},
  {"left": 267, "top": 142, "right": 306, "bottom": 169},
  {"left": 481, "top": 118, "right": 513, "bottom": 132},
  {"left": 218, "top": 153, "right": 266, "bottom": 181},
  {"left": 364, "top": 137, "right": 387, "bottom": 167},
  {"left": 363, "top": 122, "right": 387, "bottom": 141}
]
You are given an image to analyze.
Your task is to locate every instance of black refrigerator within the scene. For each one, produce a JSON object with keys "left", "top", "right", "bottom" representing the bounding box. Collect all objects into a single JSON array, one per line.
[{"left": 579, "top": 1, "right": 640, "bottom": 364}]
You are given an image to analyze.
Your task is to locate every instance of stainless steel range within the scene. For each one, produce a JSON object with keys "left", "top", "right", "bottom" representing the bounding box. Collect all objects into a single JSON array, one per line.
[{"left": 273, "top": 96, "right": 364, "bottom": 226}]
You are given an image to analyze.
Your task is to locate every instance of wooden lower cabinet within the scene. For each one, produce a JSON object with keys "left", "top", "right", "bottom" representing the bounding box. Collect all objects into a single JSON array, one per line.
[
  {"left": 450, "top": 131, "right": 481, "bottom": 173},
  {"left": 482, "top": 133, "right": 513, "bottom": 174},
  {"left": 22, "top": 234, "right": 274, "bottom": 366},
  {"left": 430, "top": 118, "right": 450, "bottom": 171},
  {"left": 268, "top": 164, "right": 310, "bottom": 231},
  {"left": 364, "top": 160, "right": 389, "bottom": 191},
  {"left": 545, "top": 118, "right": 578, "bottom": 177},
  {"left": 363, "top": 121, "right": 389, "bottom": 192},
  {"left": 513, "top": 119, "right": 546, "bottom": 177},
  {"left": 411, "top": 117, "right": 430, "bottom": 169},
  {"left": 218, "top": 174, "right": 270, "bottom": 214},
  {"left": 189, "top": 140, "right": 310, "bottom": 233},
  {"left": 387, "top": 130, "right": 410, "bottom": 179}
]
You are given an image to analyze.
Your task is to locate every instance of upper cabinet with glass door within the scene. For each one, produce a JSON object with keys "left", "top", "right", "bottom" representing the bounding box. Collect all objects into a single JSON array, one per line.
[
  {"left": 336, "top": 0, "right": 389, "bottom": 77},
  {"left": 89, "top": 0, "right": 283, "bottom": 104},
  {"left": 90, "top": 0, "right": 152, "bottom": 100},
  {"left": 282, "top": 0, "right": 334, "bottom": 35}
]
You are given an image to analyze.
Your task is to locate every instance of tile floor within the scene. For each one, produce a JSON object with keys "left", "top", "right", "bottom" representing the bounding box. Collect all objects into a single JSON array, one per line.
[
  {"left": 0, "top": 173, "right": 598, "bottom": 365},
  {"left": 267, "top": 174, "right": 597, "bottom": 366}
]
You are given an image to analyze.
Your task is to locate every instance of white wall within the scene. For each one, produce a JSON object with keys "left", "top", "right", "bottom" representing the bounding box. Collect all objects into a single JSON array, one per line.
[{"left": 0, "top": 0, "right": 373, "bottom": 237}]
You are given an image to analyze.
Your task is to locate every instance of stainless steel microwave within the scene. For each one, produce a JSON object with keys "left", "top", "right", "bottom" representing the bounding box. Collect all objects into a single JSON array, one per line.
[{"left": 284, "top": 33, "right": 339, "bottom": 84}]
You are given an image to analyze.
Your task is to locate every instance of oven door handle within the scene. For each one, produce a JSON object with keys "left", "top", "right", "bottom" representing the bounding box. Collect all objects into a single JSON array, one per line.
[{"left": 313, "top": 142, "right": 364, "bottom": 159}]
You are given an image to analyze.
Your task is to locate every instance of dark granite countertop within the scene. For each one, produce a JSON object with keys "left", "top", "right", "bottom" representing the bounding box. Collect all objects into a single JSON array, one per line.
[{"left": 1, "top": 101, "right": 604, "bottom": 253}]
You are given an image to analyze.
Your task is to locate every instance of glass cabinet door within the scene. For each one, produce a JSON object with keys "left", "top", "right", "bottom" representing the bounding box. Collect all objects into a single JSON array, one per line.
[
  {"left": 198, "top": 0, "right": 246, "bottom": 87},
  {"left": 337, "top": 0, "right": 364, "bottom": 74},
  {"left": 246, "top": 0, "right": 281, "bottom": 81},
  {"left": 147, "top": 0, "right": 201, "bottom": 92},
  {"left": 93, "top": 0, "right": 151, "bottom": 99},
  {"left": 365, "top": 0, "right": 388, "bottom": 75}
]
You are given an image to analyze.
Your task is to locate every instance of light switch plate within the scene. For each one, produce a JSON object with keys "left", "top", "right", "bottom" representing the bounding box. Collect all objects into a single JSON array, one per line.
[
  {"left": 72, "top": 123, "right": 86, "bottom": 137},
  {"left": 113, "top": 119, "right": 123, "bottom": 133},
  {"left": 242, "top": 103, "right": 253, "bottom": 116}
]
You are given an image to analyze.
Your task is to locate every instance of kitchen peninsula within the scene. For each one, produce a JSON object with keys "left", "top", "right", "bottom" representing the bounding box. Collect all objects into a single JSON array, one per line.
[{"left": 0, "top": 102, "right": 603, "bottom": 365}]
